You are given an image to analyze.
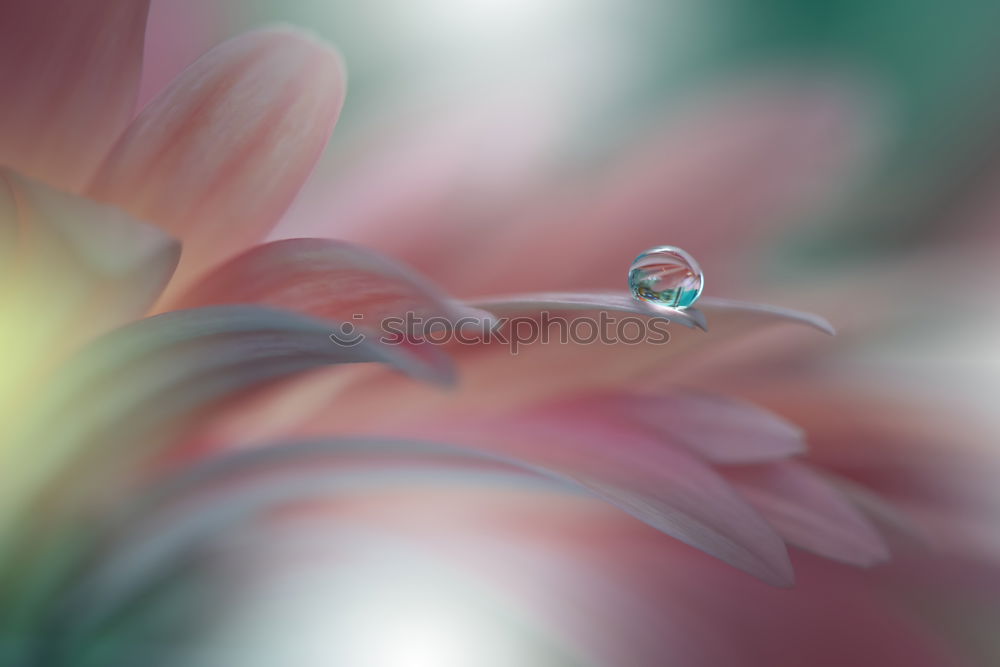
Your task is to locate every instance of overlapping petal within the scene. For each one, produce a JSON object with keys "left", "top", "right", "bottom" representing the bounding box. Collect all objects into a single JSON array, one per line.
[
  {"left": 722, "top": 461, "right": 890, "bottom": 566},
  {"left": 0, "top": 170, "right": 179, "bottom": 436},
  {"left": 172, "top": 237, "right": 494, "bottom": 330},
  {"left": 359, "top": 406, "right": 796, "bottom": 586},
  {"left": 89, "top": 28, "right": 346, "bottom": 290},
  {"left": 0, "top": 305, "right": 455, "bottom": 563},
  {"left": 0, "top": 170, "right": 180, "bottom": 336},
  {"left": 282, "top": 292, "right": 836, "bottom": 433},
  {"left": 549, "top": 390, "right": 807, "bottom": 464}
]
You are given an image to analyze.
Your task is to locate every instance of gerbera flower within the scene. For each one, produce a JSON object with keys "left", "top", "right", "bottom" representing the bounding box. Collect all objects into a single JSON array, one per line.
[{"left": 0, "top": 2, "right": 964, "bottom": 665}]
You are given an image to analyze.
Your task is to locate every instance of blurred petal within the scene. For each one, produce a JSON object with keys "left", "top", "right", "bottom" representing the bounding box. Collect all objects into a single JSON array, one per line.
[
  {"left": 0, "top": 170, "right": 180, "bottom": 331},
  {"left": 0, "top": 169, "right": 178, "bottom": 424},
  {"left": 210, "top": 292, "right": 835, "bottom": 447},
  {"left": 0, "top": 1, "right": 150, "bottom": 190},
  {"left": 600, "top": 538, "right": 966, "bottom": 667},
  {"left": 399, "top": 408, "right": 795, "bottom": 586},
  {"left": 825, "top": 475, "right": 928, "bottom": 543},
  {"left": 471, "top": 292, "right": 832, "bottom": 335},
  {"left": 172, "top": 238, "right": 499, "bottom": 384},
  {"left": 473, "top": 291, "right": 707, "bottom": 330},
  {"left": 173, "top": 238, "right": 494, "bottom": 330},
  {"left": 723, "top": 461, "right": 890, "bottom": 566},
  {"left": 0, "top": 175, "right": 21, "bottom": 281},
  {"left": 699, "top": 297, "right": 835, "bottom": 335},
  {"left": 573, "top": 390, "right": 807, "bottom": 464},
  {"left": 0, "top": 305, "right": 454, "bottom": 561},
  {"left": 31, "top": 438, "right": 556, "bottom": 643},
  {"left": 89, "top": 28, "right": 346, "bottom": 290}
]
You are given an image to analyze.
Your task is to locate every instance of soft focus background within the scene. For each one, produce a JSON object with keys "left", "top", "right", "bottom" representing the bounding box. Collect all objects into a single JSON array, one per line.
[
  {"left": 142, "top": 0, "right": 1000, "bottom": 369},
  {"left": 129, "top": 0, "right": 1000, "bottom": 664},
  {"left": 138, "top": 4, "right": 1000, "bottom": 447}
]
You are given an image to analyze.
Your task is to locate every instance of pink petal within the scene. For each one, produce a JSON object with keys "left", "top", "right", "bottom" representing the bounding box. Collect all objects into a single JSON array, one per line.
[
  {"left": 472, "top": 291, "right": 707, "bottom": 330},
  {"left": 571, "top": 390, "right": 807, "bottom": 464},
  {"left": 378, "top": 407, "right": 795, "bottom": 586},
  {"left": 172, "top": 238, "right": 499, "bottom": 387},
  {"left": 0, "top": 1, "right": 150, "bottom": 191},
  {"left": 471, "top": 292, "right": 833, "bottom": 335},
  {"left": 824, "top": 475, "right": 928, "bottom": 543},
  {"left": 172, "top": 238, "right": 494, "bottom": 331},
  {"left": 217, "top": 290, "right": 834, "bottom": 447},
  {"left": 699, "top": 297, "right": 835, "bottom": 335},
  {"left": 593, "top": 538, "right": 966, "bottom": 667},
  {"left": 723, "top": 461, "right": 890, "bottom": 566},
  {"left": 88, "top": 28, "right": 346, "bottom": 291},
  {"left": 0, "top": 305, "right": 456, "bottom": 541},
  {"left": 51, "top": 438, "right": 552, "bottom": 620}
]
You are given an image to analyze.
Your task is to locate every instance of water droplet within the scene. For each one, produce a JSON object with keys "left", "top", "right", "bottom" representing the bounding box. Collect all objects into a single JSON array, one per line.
[{"left": 628, "top": 246, "right": 704, "bottom": 308}]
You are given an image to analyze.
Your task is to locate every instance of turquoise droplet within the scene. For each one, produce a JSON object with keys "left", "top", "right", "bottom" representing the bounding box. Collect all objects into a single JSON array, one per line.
[{"left": 628, "top": 246, "right": 704, "bottom": 308}]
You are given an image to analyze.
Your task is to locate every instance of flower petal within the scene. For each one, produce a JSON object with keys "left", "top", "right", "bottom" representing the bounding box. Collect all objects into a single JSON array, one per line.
[
  {"left": 822, "top": 474, "right": 928, "bottom": 544},
  {"left": 472, "top": 291, "right": 707, "bottom": 330},
  {"left": 23, "top": 438, "right": 556, "bottom": 643},
  {"left": 0, "top": 169, "right": 179, "bottom": 408},
  {"left": 88, "top": 28, "right": 346, "bottom": 289},
  {"left": 723, "top": 461, "right": 890, "bottom": 566},
  {"left": 569, "top": 390, "right": 807, "bottom": 464},
  {"left": 216, "top": 290, "right": 833, "bottom": 451},
  {"left": 0, "top": 1, "right": 150, "bottom": 190},
  {"left": 172, "top": 238, "right": 494, "bottom": 331},
  {"left": 699, "top": 297, "right": 835, "bottom": 335},
  {"left": 0, "top": 305, "right": 454, "bottom": 564},
  {"left": 398, "top": 408, "right": 795, "bottom": 586},
  {"left": 470, "top": 292, "right": 832, "bottom": 335}
]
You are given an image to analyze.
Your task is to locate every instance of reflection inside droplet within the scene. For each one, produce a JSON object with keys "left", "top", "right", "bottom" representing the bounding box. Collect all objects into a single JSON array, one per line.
[{"left": 628, "top": 246, "right": 704, "bottom": 308}]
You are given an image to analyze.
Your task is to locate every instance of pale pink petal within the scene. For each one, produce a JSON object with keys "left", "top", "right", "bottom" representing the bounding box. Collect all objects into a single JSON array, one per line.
[
  {"left": 472, "top": 291, "right": 707, "bottom": 330},
  {"left": 597, "top": 539, "right": 966, "bottom": 667},
  {"left": 825, "top": 475, "right": 929, "bottom": 543},
  {"left": 698, "top": 297, "right": 835, "bottom": 335},
  {"left": 723, "top": 461, "right": 890, "bottom": 566},
  {"left": 202, "top": 291, "right": 835, "bottom": 446},
  {"left": 172, "top": 238, "right": 494, "bottom": 331},
  {"left": 571, "top": 390, "right": 806, "bottom": 463},
  {"left": 470, "top": 291, "right": 836, "bottom": 335},
  {"left": 196, "top": 399, "right": 795, "bottom": 583},
  {"left": 0, "top": 1, "right": 150, "bottom": 190},
  {"left": 355, "top": 407, "right": 795, "bottom": 586},
  {"left": 171, "top": 238, "right": 500, "bottom": 385},
  {"left": 89, "top": 28, "right": 346, "bottom": 291}
]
